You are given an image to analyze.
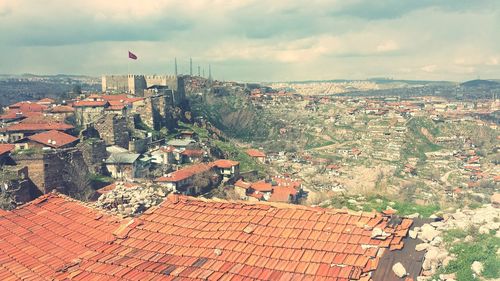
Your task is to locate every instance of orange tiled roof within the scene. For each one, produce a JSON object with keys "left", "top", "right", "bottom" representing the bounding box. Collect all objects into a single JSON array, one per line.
[
  {"left": 37, "top": 98, "right": 55, "bottom": 104},
  {"left": 0, "top": 193, "right": 414, "bottom": 280},
  {"left": 8, "top": 102, "right": 48, "bottom": 112},
  {"left": 234, "top": 179, "right": 252, "bottom": 189},
  {"left": 212, "top": 159, "right": 239, "bottom": 169},
  {"left": 268, "top": 186, "right": 298, "bottom": 203},
  {"left": 0, "top": 143, "right": 15, "bottom": 155},
  {"left": 27, "top": 130, "right": 78, "bottom": 148},
  {"left": 155, "top": 163, "right": 213, "bottom": 182},
  {"left": 246, "top": 149, "right": 266, "bottom": 158},
  {"left": 4, "top": 122, "right": 73, "bottom": 132},
  {"left": 180, "top": 149, "right": 205, "bottom": 157},
  {"left": 73, "top": 100, "right": 109, "bottom": 107},
  {"left": 251, "top": 181, "right": 273, "bottom": 192},
  {"left": 0, "top": 109, "right": 42, "bottom": 120}
]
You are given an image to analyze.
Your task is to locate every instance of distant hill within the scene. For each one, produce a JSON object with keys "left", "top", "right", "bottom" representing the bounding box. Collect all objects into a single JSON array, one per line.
[{"left": 460, "top": 79, "right": 500, "bottom": 88}]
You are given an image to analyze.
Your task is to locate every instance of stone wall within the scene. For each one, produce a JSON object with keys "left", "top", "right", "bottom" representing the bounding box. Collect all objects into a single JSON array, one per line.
[
  {"left": 0, "top": 166, "right": 40, "bottom": 210},
  {"left": 12, "top": 149, "right": 94, "bottom": 200},
  {"left": 77, "top": 139, "right": 107, "bottom": 173},
  {"left": 94, "top": 114, "right": 130, "bottom": 148}
]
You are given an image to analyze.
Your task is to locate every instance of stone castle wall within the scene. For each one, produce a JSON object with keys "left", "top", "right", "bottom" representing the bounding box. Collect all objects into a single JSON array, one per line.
[{"left": 94, "top": 114, "right": 130, "bottom": 148}]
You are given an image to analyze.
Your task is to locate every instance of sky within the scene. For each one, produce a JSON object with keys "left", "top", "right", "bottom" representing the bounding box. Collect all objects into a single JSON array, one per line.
[{"left": 0, "top": 0, "right": 499, "bottom": 82}]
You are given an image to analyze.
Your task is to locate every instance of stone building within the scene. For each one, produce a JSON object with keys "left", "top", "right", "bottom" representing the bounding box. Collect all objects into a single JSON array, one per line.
[
  {"left": 11, "top": 148, "right": 89, "bottom": 195},
  {"left": 93, "top": 114, "right": 130, "bottom": 149}
]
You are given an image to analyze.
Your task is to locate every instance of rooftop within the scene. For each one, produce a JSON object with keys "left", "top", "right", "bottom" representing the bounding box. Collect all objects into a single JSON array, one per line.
[
  {"left": 0, "top": 193, "right": 415, "bottom": 280},
  {"left": 27, "top": 130, "right": 78, "bottom": 148}
]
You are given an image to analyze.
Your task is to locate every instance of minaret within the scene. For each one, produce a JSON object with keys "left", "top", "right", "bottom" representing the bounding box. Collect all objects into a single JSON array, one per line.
[
  {"left": 190, "top": 57, "right": 193, "bottom": 76},
  {"left": 208, "top": 64, "right": 212, "bottom": 81},
  {"left": 174, "top": 57, "right": 178, "bottom": 76},
  {"left": 198, "top": 65, "right": 201, "bottom": 77},
  {"left": 202, "top": 68, "right": 205, "bottom": 78}
]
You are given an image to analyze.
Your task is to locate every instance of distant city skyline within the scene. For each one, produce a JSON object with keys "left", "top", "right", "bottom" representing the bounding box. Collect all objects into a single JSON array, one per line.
[{"left": 1, "top": 0, "right": 499, "bottom": 82}]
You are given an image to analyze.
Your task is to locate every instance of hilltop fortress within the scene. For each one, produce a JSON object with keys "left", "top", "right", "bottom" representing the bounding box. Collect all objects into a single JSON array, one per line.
[{"left": 101, "top": 74, "right": 185, "bottom": 98}]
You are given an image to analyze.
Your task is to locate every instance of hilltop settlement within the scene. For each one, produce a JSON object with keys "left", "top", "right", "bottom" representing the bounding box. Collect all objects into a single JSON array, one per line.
[{"left": 0, "top": 74, "right": 498, "bottom": 281}]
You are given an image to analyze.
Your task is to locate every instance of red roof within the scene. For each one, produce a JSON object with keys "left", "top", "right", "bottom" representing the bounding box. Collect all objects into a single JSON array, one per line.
[
  {"left": 155, "top": 163, "right": 213, "bottom": 182},
  {"left": 4, "top": 122, "right": 73, "bottom": 132},
  {"left": 180, "top": 149, "right": 205, "bottom": 157},
  {"left": 268, "top": 186, "right": 297, "bottom": 202},
  {"left": 251, "top": 181, "right": 273, "bottom": 192},
  {"left": 0, "top": 144, "right": 15, "bottom": 155},
  {"left": 27, "top": 130, "right": 78, "bottom": 148},
  {"left": 50, "top": 105, "right": 75, "bottom": 113},
  {"left": 37, "top": 98, "right": 55, "bottom": 104},
  {"left": 8, "top": 102, "right": 48, "bottom": 112},
  {"left": 73, "top": 100, "right": 109, "bottom": 107},
  {"left": 234, "top": 179, "right": 252, "bottom": 189},
  {"left": 212, "top": 159, "right": 239, "bottom": 169},
  {"left": 0, "top": 193, "right": 415, "bottom": 280},
  {"left": 0, "top": 109, "right": 42, "bottom": 120},
  {"left": 246, "top": 149, "right": 266, "bottom": 158}
]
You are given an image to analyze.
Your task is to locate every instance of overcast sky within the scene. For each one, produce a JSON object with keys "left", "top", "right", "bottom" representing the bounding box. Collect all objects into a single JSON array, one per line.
[{"left": 1, "top": 0, "right": 499, "bottom": 82}]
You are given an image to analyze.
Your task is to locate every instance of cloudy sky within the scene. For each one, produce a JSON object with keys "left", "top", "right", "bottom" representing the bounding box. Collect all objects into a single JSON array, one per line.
[{"left": 0, "top": 0, "right": 499, "bottom": 81}]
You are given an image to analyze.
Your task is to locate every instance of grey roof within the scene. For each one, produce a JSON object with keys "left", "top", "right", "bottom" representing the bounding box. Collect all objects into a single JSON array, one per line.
[
  {"left": 167, "top": 139, "right": 195, "bottom": 147},
  {"left": 106, "top": 145, "right": 128, "bottom": 154},
  {"left": 105, "top": 153, "right": 140, "bottom": 164}
]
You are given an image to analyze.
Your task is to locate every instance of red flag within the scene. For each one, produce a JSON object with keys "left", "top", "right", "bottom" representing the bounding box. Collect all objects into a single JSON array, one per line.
[{"left": 128, "top": 51, "right": 137, "bottom": 60}]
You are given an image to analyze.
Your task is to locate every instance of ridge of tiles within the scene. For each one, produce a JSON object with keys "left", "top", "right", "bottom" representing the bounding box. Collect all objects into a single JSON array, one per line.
[{"left": 0, "top": 193, "right": 413, "bottom": 280}]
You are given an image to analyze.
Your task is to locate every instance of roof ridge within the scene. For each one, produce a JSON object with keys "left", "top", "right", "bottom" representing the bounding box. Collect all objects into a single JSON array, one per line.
[{"left": 165, "top": 194, "right": 377, "bottom": 218}]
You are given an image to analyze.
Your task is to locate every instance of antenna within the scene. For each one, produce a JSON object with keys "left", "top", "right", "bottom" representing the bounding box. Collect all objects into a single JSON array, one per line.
[
  {"left": 208, "top": 64, "right": 212, "bottom": 81},
  {"left": 198, "top": 65, "right": 201, "bottom": 77},
  {"left": 202, "top": 68, "right": 205, "bottom": 78}
]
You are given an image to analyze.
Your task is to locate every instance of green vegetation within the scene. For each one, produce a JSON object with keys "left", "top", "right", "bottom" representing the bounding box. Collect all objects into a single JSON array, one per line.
[
  {"left": 89, "top": 173, "right": 113, "bottom": 184},
  {"left": 325, "top": 194, "right": 440, "bottom": 218},
  {"left": 401, "top": 117, "right": 442, "bottom": 162},
  {"left": 438, "top": 227, "right": 500, "bottom": 281},
  {"left": 213, "top": 140, "right": 267, "bottom": 175}
]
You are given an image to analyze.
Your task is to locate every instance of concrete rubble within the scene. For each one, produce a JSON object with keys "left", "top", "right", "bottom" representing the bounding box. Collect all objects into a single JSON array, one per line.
[
  {"left": 410, "top": 204, "right": 500, "bottom": 280},
  {"left": 95, "top": 183, "right": 169, "bottom": 217}
]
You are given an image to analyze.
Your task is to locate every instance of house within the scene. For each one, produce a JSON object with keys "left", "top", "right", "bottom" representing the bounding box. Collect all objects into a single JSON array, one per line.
[
  {"left": 47, "top": 105, "right": 75, "bottom": 121},
  {"left": 151, "top": 146, "right": 176, "bottom": 165},
  {"left": 18, "top": 130, "right": 79, "bottom": 150},
  {"left": 246, "top": 148, "right": 266, "bottom": 163},
  {"left": 0, "top": 121, "right": 74, "bottom": 143},
  {"left": 234, "top": 179, "right": 252, "bottom": 198},
  {"left": 0, "top": 143, "right": 15, "bottom": 166},
  {"left": 104, "top": 152, "right": 141, "bottom": 179},
  {"left": 268, "top": 186, "right": 299, "bottom": 203},
  {"left": 154, "top": 163, "right": 215, "bottom": 195},
  {"left": 211, "top": 159, "right": 240, "bottom": 179},
  {"left": 166, "top": 138, "right": 195, "bottom": 150},
  {"left": 0, "top": 192, "right": 420, "bottom": 280},
  {"left": 180, "top": 149, "right": 206, "bottom": 163}
]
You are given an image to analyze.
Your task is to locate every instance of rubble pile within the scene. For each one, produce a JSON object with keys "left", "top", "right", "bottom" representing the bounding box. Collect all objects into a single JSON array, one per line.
[
  {"left": 412, "top": 204, "right": 500, "bottom": 281},
  {"left": 95, "top": 183, "right": 168, "bottom": 217}
]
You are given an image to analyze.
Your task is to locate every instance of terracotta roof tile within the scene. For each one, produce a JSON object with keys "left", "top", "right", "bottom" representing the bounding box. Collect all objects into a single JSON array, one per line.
[
  {"left": 27, "top": 130, "right": 78, "bottom": 148},
  {"left": 0, "top": 193, "right": 416, "bottom": 280}
]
